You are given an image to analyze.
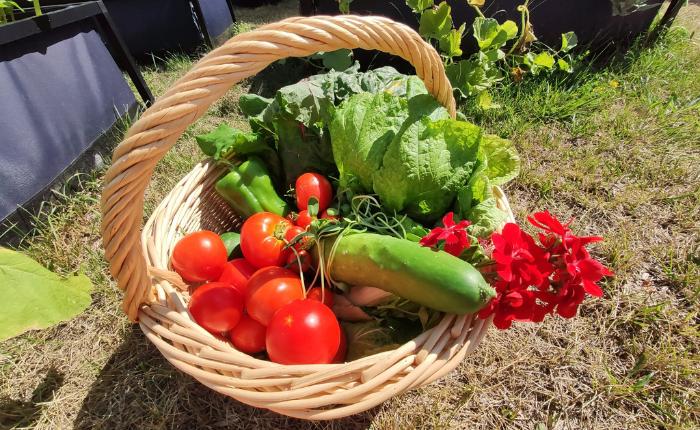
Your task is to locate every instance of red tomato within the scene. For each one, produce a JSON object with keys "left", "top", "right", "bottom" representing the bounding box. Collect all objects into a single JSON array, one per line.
[
  {"left": 171, "top": 230, "right": 228, "bottom": 283},
  {"left": 320, "top": 209, "right": 339, "bottom": 221},
  {"left": 241, "top": 212, "right": 293, "bottom": 269},
  {"left": 333, "top": 328, "right": 347, "bottom": 363},
  {"left": 284, "top": 226, "right": 309, "bottom": 251},
  {"left": 296, "top": 210, "right": 315, "bottom": 229},
  {"left": 230, "top": 315, "right": 266, "bottom": 354},
  {"left": 296, "top": 173, "right": 333, "bottom": 212},
  {"left": 266, "top": 299, "right": 341, "bottom": 365},
  {"left": 307, "top": 287, "right": 334, "bottom": 307},
  {"left": 245, "top": 267, "right": 304, "bottom": 326},
  {"left": 218, "top": 258, "right": 257, "bottom": 295},
  {"left": 285, "top": 250, "right": 312, "bottom": 273},
  {"left": 188, "top": 282, "right": 244, "bottom": 333}
]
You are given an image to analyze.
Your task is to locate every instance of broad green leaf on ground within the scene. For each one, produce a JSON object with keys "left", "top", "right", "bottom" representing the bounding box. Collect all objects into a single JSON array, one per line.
[
  {"left": 330, "top": 92, "right": 409, "bottom": 191},
  {"left": 373, "top": 117, "right": 481, "bottom": 223},
  {"left": 0, "top": 248, "right": 92, "bottom": 341},
  {"left": 419, "top": 2, "right": 452, "bottom": 40},
  {"left": 479, "top": 134, "right": 520, "bottom": 185}
]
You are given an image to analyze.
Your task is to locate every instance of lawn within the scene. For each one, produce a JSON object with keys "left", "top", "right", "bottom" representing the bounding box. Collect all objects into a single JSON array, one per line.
[{"left": 1, "top": 1, "right": 698, "bottom": 429}]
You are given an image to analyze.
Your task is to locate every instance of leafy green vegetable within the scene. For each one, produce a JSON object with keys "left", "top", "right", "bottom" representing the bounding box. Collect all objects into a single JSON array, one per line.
[
  {"left": 198, "top": 66, "right": 434, "bottom": 190},
  {"left": 466, "top": 197, "right": 508, "bottom": 238},
  {"left": 479, "top": 134, "right": 520, "bottom": 186},
  {"left": 374, "top": 117, "right": 481, "bottom": 223},
  {"left": 196, "top": 125, "right": 260, "bottom": 160},
  {"left": 311, "top": 49, "right": 353, "bottom": 72},
  {"left": 0, "top": 248, "right": 93, "bottom": 341},
  {"left": 330, "top": 92, "right": 409, "bottom": 191},
  {"left": 195, "top": 124, "right": 284, "bottom": 186},
  {"left": 239, "top": 94, "right": 271, "bottom": 117}
]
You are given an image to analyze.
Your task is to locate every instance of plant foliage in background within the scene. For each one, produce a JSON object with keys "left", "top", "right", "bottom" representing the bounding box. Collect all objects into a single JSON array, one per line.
[
  {"left": 610, "top": 0, "right": 663, "bottom": 16},
  {"left": 408, "top": 0, "right": 578, "bottom": 110},
  {"left": 0, "top": 0, "right": 22, "bottom": 24},
  {"left": 0, "top": 248, "right": 92, "bottom": 341}
]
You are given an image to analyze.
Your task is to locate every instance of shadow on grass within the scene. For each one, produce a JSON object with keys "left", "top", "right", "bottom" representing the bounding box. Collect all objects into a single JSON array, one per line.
[
  {"left": 73, "top": 325, "right": 376, "bottom": 430},
  {"left": 0, "top": 367, "right": 65, "bottom": 429}
]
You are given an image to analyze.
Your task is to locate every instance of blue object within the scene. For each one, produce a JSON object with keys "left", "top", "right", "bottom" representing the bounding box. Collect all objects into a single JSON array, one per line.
[{"left": 0, "top": 20, "right": 136, "bottom": 221}]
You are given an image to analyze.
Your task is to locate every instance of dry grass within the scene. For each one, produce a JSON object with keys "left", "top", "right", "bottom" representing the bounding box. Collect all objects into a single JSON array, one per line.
[{"left": 1, "top": 1, "right": 698, "bottom": 429}]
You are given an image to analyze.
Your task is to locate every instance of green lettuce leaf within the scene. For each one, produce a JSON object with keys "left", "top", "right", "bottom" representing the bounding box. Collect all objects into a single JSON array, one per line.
[
  {"left": 0, "top": 248, "right": 93, "bottom": 341},
  {"left": 466, "top": 196, "right": 508, "bottom": 238},
  {"left": 479, "top": 133, "right": 520, "bottom": 186},
  {"left": 330, "top": 92, "right": 409, "bottom": 191},
  {"left": 373, "top": 116, "right": 481, "bottom": 223}
]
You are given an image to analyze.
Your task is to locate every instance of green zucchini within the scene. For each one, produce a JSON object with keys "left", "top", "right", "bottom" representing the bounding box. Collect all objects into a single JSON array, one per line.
[{"left": 318, "top": 233, "right": 495, "bottom": 314}]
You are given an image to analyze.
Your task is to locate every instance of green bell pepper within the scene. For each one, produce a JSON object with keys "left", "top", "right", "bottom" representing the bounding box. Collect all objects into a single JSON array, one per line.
[{"left": 215, "top": 156, "right": 290, "bottom": 217}]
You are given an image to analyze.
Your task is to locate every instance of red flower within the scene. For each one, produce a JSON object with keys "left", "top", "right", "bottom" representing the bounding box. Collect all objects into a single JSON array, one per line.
[
  {"left": 529, "top": 210, "right": 603, "bottom": 252},
  {"left": 419, "top": 212, "right": 471, "bottom": 257},
  {"left": 491, "top": 223, "right": 553, "bottom": 289},
  {"left": 478, "top": 281, "right": 537, "bottom": 329}
]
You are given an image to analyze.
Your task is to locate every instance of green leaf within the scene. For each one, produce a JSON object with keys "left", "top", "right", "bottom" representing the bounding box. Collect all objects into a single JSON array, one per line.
[
  {"left": 557, "top": 58, "right": 573, "bottom": 73},
  {"left": 338, "top": 0, "right": 354, "bottom": 14},
  {"left": 500, "top": 20, "right": 519, "bottom": 40},
  {"left": 373, "top": 117, "right": 481, "bottom": 223},
  {"left": 307, "top": 197, "right": 320, "bottom": 217},
  {"left": 560, "top": 31, "right": 578, "bottom": 52},
  {"left": 0, "top": 248, "right": 92, "bottom": 341},
  {"left": 220, "top": 232, "right": 242, "bottom": 259},
  {"left": 439, "top": 23, "right": 465, "bottom": 58},
  {"left": 274, "top": 117, "right": 337, "bottom": 187},
  {"left": 419, "top": 2, "right": 452, "bottom": 40},
  {"left": 330, "top": 92, "right": 410, "bottom": 191},
  {"left": 476, "top": 91, "right": 494, "bottom": 110},
  {"left": 239, "top": 94, "right": 272, "bottom": 116},
  {"left": 472, "top": 17, "right": 510, "bottom": 50},
  {"left": 406, "top": 0, "right": 433, "bottom": 13},
  {"left": 533, "top": 52, "right": 555, "bottom": 69},
  {"left": 312, "top": 49, "right": 353, "bottom": 71},
  {"left": 195, "top": 125, "right": 265, "bottom": 160},
  {"left": 479, "top": 134, "right": 520, "bottom": 185},
  {"left": 466, "top": 197, "right": 508, "bottom": 238}
]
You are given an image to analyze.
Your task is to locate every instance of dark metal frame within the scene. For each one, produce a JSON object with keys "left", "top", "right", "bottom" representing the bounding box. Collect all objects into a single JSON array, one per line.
[
  {"left": 0, "top": 1, "right": 154, "bottom": 105},
  {"left": 191, "top": 0, "right": 237, "bottom": 48}
]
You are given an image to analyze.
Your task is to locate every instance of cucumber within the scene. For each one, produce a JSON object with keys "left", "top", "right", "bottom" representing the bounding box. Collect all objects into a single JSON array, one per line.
[{"left": 318, "top": 233, "right": 495, "bottom": 314}]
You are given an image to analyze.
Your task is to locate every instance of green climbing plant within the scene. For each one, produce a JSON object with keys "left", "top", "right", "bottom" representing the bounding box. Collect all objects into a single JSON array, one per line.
[{"left": 408, "top": 0, "right": 579, "bottom": 110}]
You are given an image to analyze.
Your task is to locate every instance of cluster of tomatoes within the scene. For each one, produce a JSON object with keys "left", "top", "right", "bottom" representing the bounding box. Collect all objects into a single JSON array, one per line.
[{"left": 170, "top": 173, "right": 346, "bottom": 365}]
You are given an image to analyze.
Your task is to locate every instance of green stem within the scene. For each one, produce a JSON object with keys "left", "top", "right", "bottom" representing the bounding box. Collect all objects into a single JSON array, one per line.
[
  {"left": 32, "top": 0, "right": 41, "bottom": 17},
  {"left": 470, "top": 5, "right": 485, "bottom": 18},
  {"left": 0, "top": 8, "right": 7, "bottom": 25},
  {"left": 508, "top": 1, "right": 529, "bottom": 55}
]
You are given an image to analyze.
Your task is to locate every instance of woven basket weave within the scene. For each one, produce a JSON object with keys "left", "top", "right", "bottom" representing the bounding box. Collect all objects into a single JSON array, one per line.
[{"left": 100, "top": 15, "right": 515, "bottom": 420}]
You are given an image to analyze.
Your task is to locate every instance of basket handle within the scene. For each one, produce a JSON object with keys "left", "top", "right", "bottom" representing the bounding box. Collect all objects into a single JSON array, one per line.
[{"left": 101, "top": 15, "right": 457, "bottom": 320}]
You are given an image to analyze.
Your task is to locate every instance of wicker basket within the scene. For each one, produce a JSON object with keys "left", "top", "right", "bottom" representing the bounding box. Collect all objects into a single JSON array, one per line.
[{"left": 100, "top": 15, "right": 515, "bottom": 420}]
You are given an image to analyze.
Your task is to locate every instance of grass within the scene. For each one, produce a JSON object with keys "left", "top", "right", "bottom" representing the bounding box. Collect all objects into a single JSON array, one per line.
[{"left": 1, "top": 1, "right": 699, "bottom": 428}]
